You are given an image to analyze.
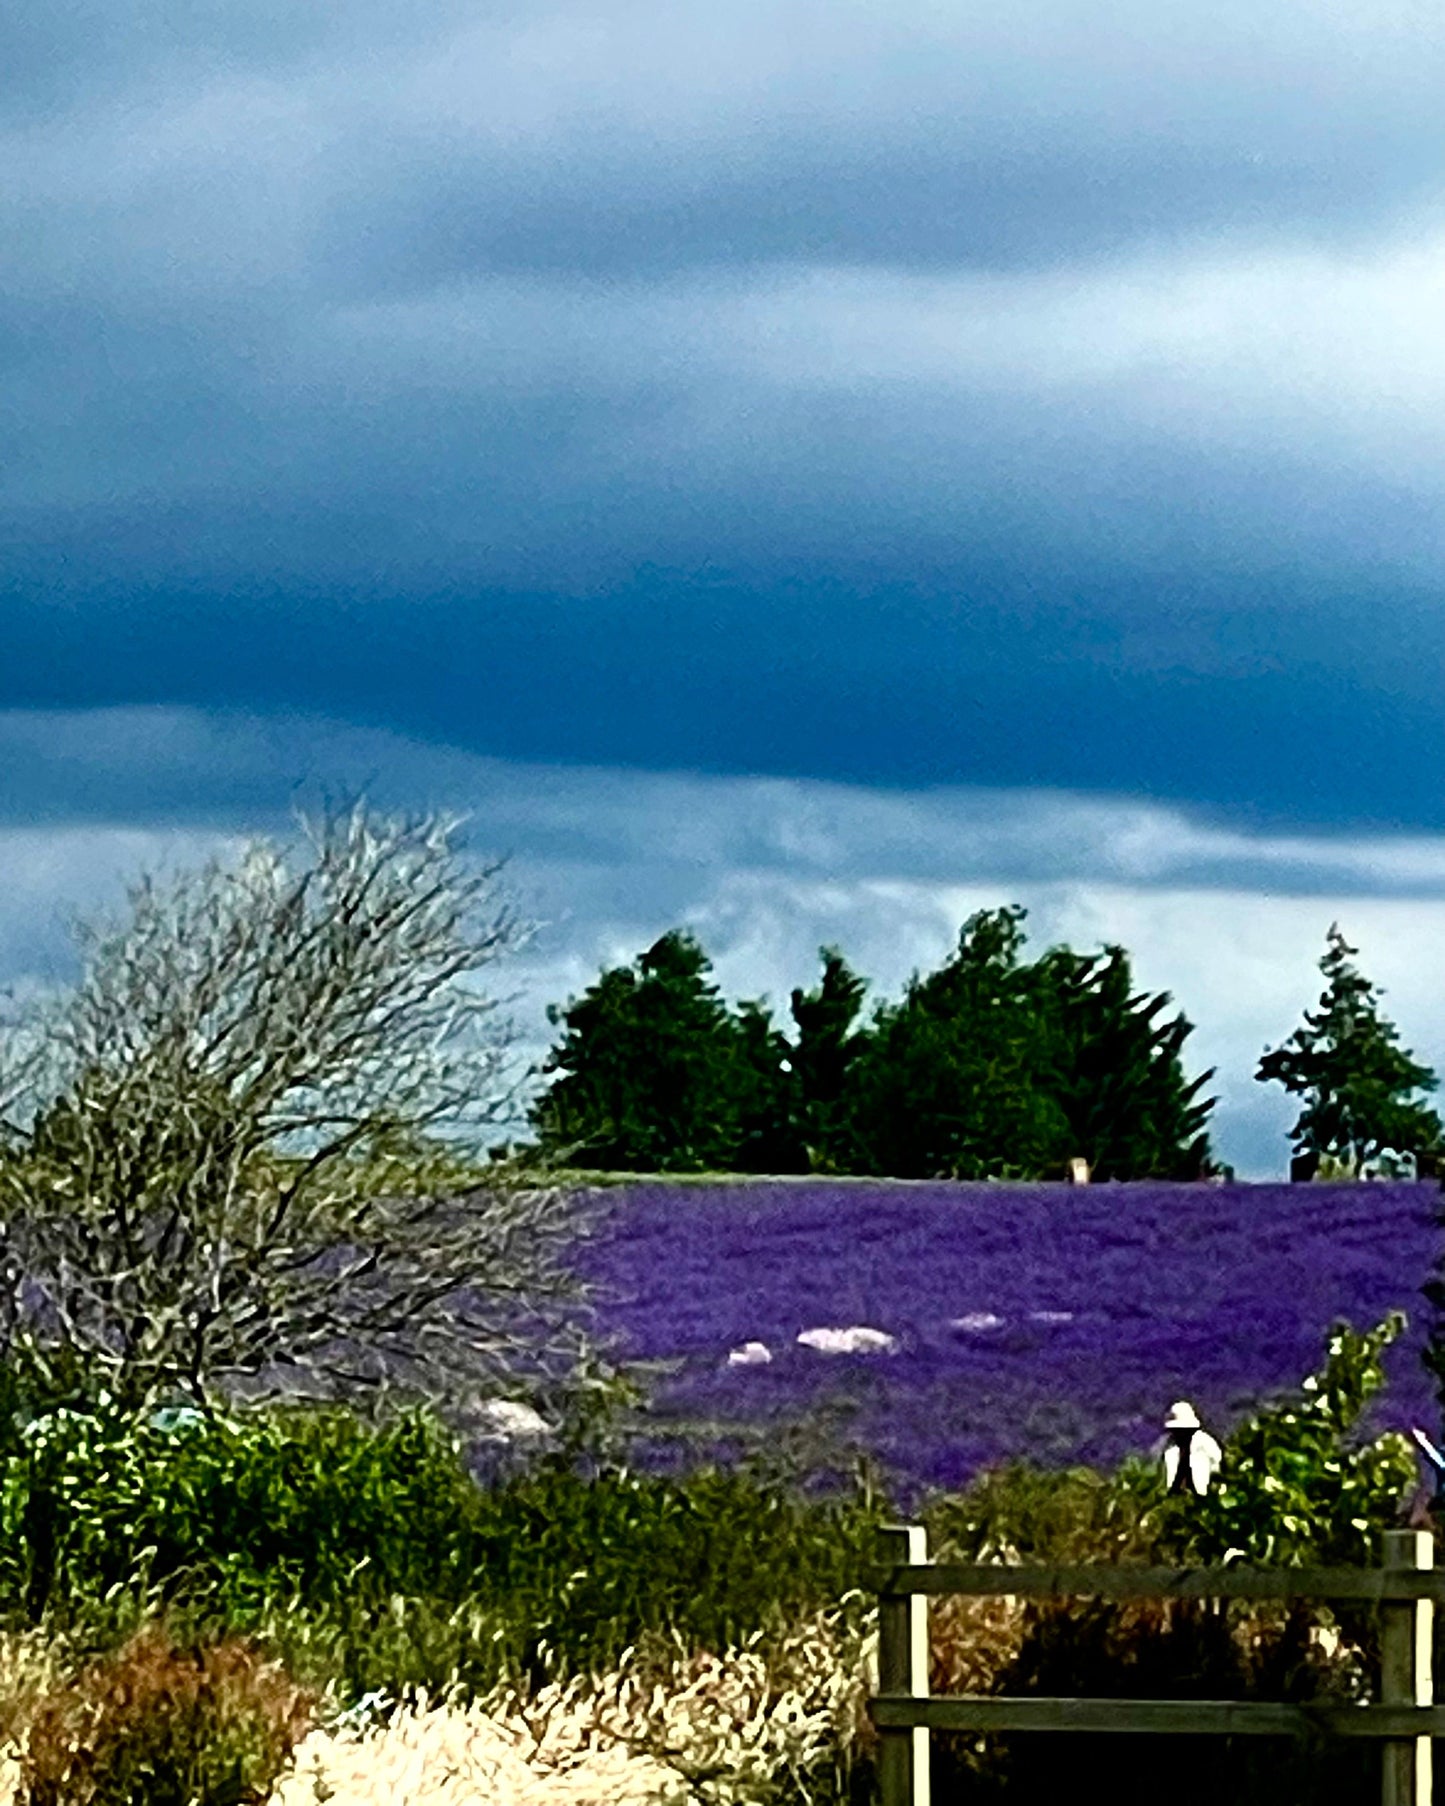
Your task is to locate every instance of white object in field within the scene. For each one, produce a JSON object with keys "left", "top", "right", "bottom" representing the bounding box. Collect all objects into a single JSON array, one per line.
[
  {"left": 473, "top": 1399, "right": 554, "bottom": 1440},
  {"left": 1068, "top": 1156, "right": 1090, "bottom": 1184},
  {"left": 950, "top": 1312, "right": 1004, "bottom": 1332},
  {"left": 796, "top": 1325, "right": 898, "bottom": 1356},
  {"left": 726, "top": 1340, "right": 773, "bottom": 1366},
  {"left": 1158, "top": 1399, "right": 1223, "bottom": 1495},
  {"left": 1029, "top": 1311, "right": 1074, "bottom": 1324}
]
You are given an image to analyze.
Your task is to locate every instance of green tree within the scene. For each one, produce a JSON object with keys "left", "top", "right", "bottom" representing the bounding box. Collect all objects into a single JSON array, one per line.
[
  {"left": 846, "top": 907, "right": 1071, "bottom": 1179},
  {"left": 1257, "top": 924, "right": 1441, "bottom": 1173},
  {"left": 789, "top": 948, "right": 869, "bottom": 1172},
  {"left": 730, "top": 996, "right": 806, "bottom": 1173},
  {"left": 1032, "top": 945, "right": 1216, "bottom": 1180},
  {"left": 530, "top": 929, "right": 745, "bottom": 1171}
]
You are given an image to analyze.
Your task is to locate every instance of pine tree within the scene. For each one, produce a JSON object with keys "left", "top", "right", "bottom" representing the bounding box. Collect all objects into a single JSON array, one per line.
[
  {"left": 789, "top": 947, "right": 869, "bottom": 1172},
  {"left": 730, "top": 996, "right": 806, "bottom": 1173},
  {"left": 1257, "top": 923, "right": 1441, "bottom": 1173},
  {"left": 845, "top": 907, "right": 1071, "bottom": 1179},
  {"left": 1032, "top": 945, "right": 1216, "bottom": 1180},
  {"left": 530, "top": 929, "right": 745, "bottom": 1171}
]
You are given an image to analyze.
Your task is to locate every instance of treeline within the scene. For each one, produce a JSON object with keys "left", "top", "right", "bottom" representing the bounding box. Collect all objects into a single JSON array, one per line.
[{"left": 527, "top": 906, "right": 1218, "bottom": 1181}]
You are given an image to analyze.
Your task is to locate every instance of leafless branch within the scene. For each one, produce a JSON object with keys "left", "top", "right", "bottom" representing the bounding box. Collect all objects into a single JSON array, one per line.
[{"left": 0, "top": 797, "right": 601, "bottom": 1427}]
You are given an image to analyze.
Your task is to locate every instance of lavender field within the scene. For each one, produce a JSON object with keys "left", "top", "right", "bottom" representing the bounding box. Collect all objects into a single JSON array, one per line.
[{"left": 572, "top": 1180, "right": 1445, "bottom": 1500}]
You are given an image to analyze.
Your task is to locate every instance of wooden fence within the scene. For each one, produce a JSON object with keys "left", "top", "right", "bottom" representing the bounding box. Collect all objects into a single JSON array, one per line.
[{"left": 868, "top": 1523, "right": 1442, "bottom": 1806}]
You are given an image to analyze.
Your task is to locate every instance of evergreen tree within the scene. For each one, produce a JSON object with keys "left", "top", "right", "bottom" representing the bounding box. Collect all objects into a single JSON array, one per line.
[
  {"left": 530, "top": 930, "right": 745, "bottom": 1171},
  {"left": 845, "top": 907, "right": 1071, "bottom": 1179},
  {"left": 1256, "top": 923, "right": 1441, "bottom": 1172},
  {"left": 531, "top": 911, "right": 1218, "bottom": 1182},
  {"left": 1031, "top": 945, "right": 1216, "bottom": 1180},
  {"left": 789, "top": 947, "right": 869, "bottom": 1172},
  {"left": 729, "top": 996, "right": 806, "bottom": 1173}
]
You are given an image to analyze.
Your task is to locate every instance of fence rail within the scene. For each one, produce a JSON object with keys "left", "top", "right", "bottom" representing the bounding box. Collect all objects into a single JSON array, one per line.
[
  {"left": 866, "top": 1524, "right": 1435, "bottom": 1806},
  {"left": 870, "top": 1561, "right": 1445, "bottom": 1603}
]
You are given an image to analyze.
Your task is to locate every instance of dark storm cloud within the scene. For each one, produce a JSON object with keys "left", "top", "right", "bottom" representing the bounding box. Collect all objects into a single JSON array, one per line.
[
  {"left": 11, "top": 1, "right": 1443, "bottom": 288},
  {"left": 6, "top": 0, "right": 1445, "bottom": 828},
  {"left": 5, "top": 558, "right": 1445, "bottom": 832}
]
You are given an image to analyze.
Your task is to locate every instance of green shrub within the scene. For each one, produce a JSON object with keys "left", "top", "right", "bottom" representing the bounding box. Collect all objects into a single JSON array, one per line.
[
  {"left": 0, "top": 1368, "right": 887, "bottom": 1707},
  {"left": 17, "top": 1622, "right": 316, "bottom": 1806},
  {"left": 922, "top": 1315, "right": 1419, "bottom": 1576},
  {"left": 1165, "top": 1313, "right": 1418, "bottom": 1570},
  {"left": 921, "top": 1453, "right": 1163, "bottom": 1568},
  {"left": 460, "top": 1457, "right": 885, "bottom": 1676},
  {"left": 219, "top": 1457, "right": 887, "bottom": 1708},
  {"left": 915, "top": 1317, "right": 1419, "bottom": 1806},
  {"left": 0, "top": 1394, "right": 486, "bottom": 1630}
]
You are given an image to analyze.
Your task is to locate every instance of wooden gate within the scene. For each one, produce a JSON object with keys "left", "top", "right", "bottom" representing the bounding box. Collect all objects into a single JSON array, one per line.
[{"left": 869, "top": 1523, "right": 1442, "bottom": 1806}]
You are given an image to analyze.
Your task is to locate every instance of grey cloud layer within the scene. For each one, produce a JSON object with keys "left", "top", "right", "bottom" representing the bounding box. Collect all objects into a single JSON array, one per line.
[
  {"left": 11, "top": 1, "right": 1442, "bottom": 273},
  {"left": 10, "top": 705, "right": 1445, "bottom": 897},
  {"left": 8, "top": 3, "right": 1445, "bottom": 539}
]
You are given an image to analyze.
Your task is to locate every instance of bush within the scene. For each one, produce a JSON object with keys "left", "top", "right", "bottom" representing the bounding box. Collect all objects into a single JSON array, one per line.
[
  {"left": 17, "top": 1622, "right": 316, "bottom": 1806},
  {"left": 971, "top": 1594, "right": 1371, "bottom": 1806},
  {"left": 0, "top": 1371, "right": 889, "bottom": 1713},
  {"left": 0, "top": 1394, "right": 487, "bottom": 1630},
  {"left": 1171, "top": 1313, "right": 1418, "bottom": 1570},
  {"left": 459, "top": 1457, "right": 885, "bottom": 1679},
  {"left": 921, "top": 1454, "right": 1163, "bottom": 1569},
  {"left": 911, "top": 1319, "right": 1420, "bottom": 1805}
]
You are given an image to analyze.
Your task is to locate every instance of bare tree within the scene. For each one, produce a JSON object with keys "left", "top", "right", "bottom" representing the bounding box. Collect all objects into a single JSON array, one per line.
[{"left": 0, "top": 798, "right": 604, "bottom": 1428}]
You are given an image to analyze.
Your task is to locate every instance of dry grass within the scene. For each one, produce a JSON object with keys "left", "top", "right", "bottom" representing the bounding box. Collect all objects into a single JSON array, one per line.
[
  {"left": 0, "top": 1594, "right": 1373, "bottom": 1806},
  {"left": 275, "top": 1604, "right": 873, "bottom": 1806},
  {"left": 10, "top": 1622, "right": 317, "bottom": 1806},
  {"left": 0, "top": 1631, "right": 81, "bottom": 1805}
]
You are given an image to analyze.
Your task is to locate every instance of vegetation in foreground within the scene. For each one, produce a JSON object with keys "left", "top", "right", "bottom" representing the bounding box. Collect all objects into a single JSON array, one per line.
[{"left": 0, "top": 1311, "right": 1420, "bottom": 1804}]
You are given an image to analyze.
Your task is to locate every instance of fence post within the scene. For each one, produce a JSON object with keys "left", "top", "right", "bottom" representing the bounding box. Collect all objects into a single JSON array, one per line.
[
  {"left": 1382, "top": 1528, "right": 1434, "bottom": 1806},
  {"left": 877, "top": 1524, "right": 930, "bottom": 1806}
]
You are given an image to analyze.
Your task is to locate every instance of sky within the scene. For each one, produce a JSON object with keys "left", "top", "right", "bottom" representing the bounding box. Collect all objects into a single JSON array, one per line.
[{"left": 6, "top": 1, "right": 1445, "bottom": 1176}]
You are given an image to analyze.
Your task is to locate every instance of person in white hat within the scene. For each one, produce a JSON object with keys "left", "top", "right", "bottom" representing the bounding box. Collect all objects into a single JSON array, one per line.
[{"left": 1158, "top": 1400, "right": 1223, "bottom": 1496}]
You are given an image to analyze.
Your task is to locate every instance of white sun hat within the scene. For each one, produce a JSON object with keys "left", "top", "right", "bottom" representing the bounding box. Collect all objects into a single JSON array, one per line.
[{"left": 1163, "top": 1400, "right": 1201, "bottom": 1430}]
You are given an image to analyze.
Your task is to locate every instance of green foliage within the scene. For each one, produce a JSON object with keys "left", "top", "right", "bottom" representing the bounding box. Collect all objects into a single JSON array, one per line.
[
  {"left": 0, "top": 1372, "right": 887, "bottom": 1707},
  {"left": 923, "top": 1316, "right": 1418, "bottom": 1608},
  {"left": 788, "top": 948, "right": 869, "bottom": 1172},
  {"left": 847, "top": 909, "right": 1216, "bottom": 1180},
  {"left": 918, "top": 1320, "right": 1418, "bottom": 1806},
  {"left": 0, "top": 1396, "right": 486, "bottom": 1630},
  {"left": 0, "top": 1316, "right": 1419, "bottom": 1806},
  {"left": 530, "top": 929, "right": 757, "bottom": 1171},
  {"left": 1158, "top": 1314, "right": 1418, "bottom": 1569},
  {"left": 461, "top": 1459, "right": 885, "bottom": 1678},
  {"left": 1031, "top": 944, "right": 1215, "bottom": 1181},
  {"left": 730, "top": 996, "right": 806, "bottom": 1174},
  {"left": 1257, "top": 922, "right": 1442, "bottom": 1169},
  {"left": 529, "top": 908, "right": 1216, "bottom": 1180},
  {"left": 18, "top": 1622, "right": 316, "bottom": 1806},
  {"left": 922, "top": 1455, "right": 1165, "bottom": 1568},
  {"left": 846, "top": 907, "right": 1073, "bottom": 1179}
]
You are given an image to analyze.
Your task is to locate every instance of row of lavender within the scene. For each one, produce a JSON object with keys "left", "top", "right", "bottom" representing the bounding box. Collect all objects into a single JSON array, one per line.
[{"left": 570, "top": 1180, "right": 1444, "bottom": 1497}]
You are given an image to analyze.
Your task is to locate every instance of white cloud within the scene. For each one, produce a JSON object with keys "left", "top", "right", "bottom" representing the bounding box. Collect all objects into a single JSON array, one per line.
[{"left": 2, "top": 706, "right": 1444, "bottom": 1176}]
